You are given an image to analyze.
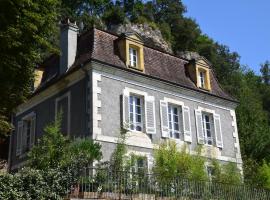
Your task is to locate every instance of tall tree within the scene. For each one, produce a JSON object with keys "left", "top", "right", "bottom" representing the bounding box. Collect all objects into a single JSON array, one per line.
[
  {"left": 0, "top": 0, "right": 60, "bottom": 137},
  {"left": 260, "top": 61, "right": 270, "bottom": 85}
]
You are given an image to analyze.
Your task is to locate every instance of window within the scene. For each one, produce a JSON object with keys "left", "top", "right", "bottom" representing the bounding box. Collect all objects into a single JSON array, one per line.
[
  {"left": 168, "top": 104, "right": 181, "bottom": 139},
  {"left": 129, "top": 47, "right": 138, "bottom": 68},
  {"left": 129, "top": 95, "right": 143, "bottom": 131},
  {"left": 199, "top": 71, "right": 206, "bottom": 88},
  {"left": 17, "top": 113, "right": 36, "bottom": 156},
  {"left": 55, "top": 92, "right": 70, "bottom": 135},
  {"left": 131, "top": 155, "right": 148, "bottom": 174},
  {"left": 22, "top": 119, "right": 31, "bottom": 153},
  {"left": 202, "top": 112, "right": 214, "bottom": 145}
]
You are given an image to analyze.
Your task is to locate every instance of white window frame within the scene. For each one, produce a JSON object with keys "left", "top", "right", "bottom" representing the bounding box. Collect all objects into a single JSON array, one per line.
[
  {"left": 163, "top": 98, "right": 185, "bottom": 140},
  {"left": 202, "top": 112, "right": 214, "bottom": 146},
  {"left": 19, "top": 112, "right": 36, "bottom": 157},
  {"left": 55, "top": 92, "right": 71, "bottom": 135},
  {"left": 198, "top": 70, "right": 207, "bottom": 89},
  {"left": 129, "top": 47, "right": 138, "bottom": 68},
  {"left": 168, "top": 104, "right": 181, "bottom": 139},
  {"left": 127, "top": 150, "right": 151, "bottom": 173},
  {"left": 129, "top": 94, "right": 144, "bottom": 132},
  {"left": 196, "top": 106, "right": 223, "bottom": 148}
]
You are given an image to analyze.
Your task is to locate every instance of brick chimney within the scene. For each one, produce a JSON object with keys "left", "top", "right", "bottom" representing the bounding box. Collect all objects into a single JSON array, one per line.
[{"left": 60, "top": 19, "right": 79, "bottom": 74}]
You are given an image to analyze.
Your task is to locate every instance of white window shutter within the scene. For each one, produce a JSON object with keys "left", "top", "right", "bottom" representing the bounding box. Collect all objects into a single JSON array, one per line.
[
  {"left": 160, "top": 100, "right": 169, "bottom": 138},
  {"left": 16, "top": 121, "right": 23, "bottom": 156},
  {"left": 122, "top": 89, "right": 130, "bottom": 129},
  {"left": 195, "top": 109, "right": 204, "bottom": 144},
  {"left": 30, "top": 114, "right": 36, "bottom": 148},
  {"left": 183, "top": 106, "right": 192, "bottom": 142},
  {"left": 214, "top": 113, "right": 223, "bottom": 148},
  {"left": 145, "top": 96, "right": 156, "bottom": 134}
]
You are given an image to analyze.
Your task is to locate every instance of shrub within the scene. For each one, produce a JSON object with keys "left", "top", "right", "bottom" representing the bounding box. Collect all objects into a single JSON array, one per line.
[
  {"left": 211, "top": 159, "right": 242, "bottom": 185},
  {"left": 153, "top": 140, "right": 207, "bottom": 184}
]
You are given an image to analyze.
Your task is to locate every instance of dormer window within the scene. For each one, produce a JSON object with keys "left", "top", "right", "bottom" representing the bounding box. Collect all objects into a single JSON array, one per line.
[
  {"left": 186, "top": 57, "right": 212, "bottom": 91},
  {"left": 198, "top": 70, "right": 206, "bottom": 88},
  {"left": 129, "top": 47, "right": 138, "bottom": 68},
  {"left": 118, "top": 32, "right": 145, "bottom": 72}
]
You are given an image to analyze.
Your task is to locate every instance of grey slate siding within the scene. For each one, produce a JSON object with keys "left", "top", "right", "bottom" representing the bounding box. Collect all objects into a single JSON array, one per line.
[
  {"left": 10, "top": 78, "right": 87, "bottom": 170},
  {"left": 96, "top": 64, "right": 237, "bottom": 161}
]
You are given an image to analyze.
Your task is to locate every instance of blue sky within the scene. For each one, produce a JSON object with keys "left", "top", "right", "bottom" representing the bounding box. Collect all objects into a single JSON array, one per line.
[{"left": 182, "top": 0, "right": 270, "bottom": 73}]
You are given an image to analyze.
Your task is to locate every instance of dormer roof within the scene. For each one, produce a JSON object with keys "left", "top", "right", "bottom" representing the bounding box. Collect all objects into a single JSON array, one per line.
[{"left": 37, "top": 28, "right": 236, "bottom": 102}]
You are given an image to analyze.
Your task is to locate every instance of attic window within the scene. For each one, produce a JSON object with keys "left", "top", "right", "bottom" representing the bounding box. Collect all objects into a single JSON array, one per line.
[
  {"left": 198, "top": 70, "right": 206, "bottom": 88},
  {"left": 129, "top": 47, "right": 138, "bottom": 67},
  {"left": 118, "top": 33, "right": 145, "bottom": 72},
  {"left": 196, "top": 66, "right": 211, "bottom": 91}
]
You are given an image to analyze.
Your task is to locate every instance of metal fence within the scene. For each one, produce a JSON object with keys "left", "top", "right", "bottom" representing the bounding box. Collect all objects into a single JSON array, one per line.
[{"left": 66, "top": 167, "right": 270, "bottom": 200}]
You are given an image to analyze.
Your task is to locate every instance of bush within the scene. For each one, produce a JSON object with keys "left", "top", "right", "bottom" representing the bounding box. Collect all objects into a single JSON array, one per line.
[
  {"left": 153, "top": 140, "right": 207, "bottom": 184},
  {"left": 211, "top": 159, "right": 242, "bottom": 185},
  {"left": 0, "top": 118, "right": 102, "bottom": 199}
]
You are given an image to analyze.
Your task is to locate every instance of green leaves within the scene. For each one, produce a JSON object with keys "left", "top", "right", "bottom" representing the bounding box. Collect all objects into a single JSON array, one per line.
[
  {"left": 0, "top": 0, "right": 60, "bottom": 137},
  {"left": 153, "top": 141, "right": 207, "bottom": 184}
]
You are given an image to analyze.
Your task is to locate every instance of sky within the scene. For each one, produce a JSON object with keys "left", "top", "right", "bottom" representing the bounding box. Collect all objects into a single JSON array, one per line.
[{"left": 182, "top": 0, "right": 270, "bottom": 74}]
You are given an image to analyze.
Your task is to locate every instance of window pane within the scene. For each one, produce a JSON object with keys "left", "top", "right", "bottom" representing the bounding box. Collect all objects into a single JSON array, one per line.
[
  {"left": 174, "top": 115, "right": 178, "bottom": 122},
  {"left": 136, "top": 106, "right": 141, "bottom": 114},
  {"left": 136, "top": 114, "right": 141, "bottom": 122},
  {"left": 174, "top": 123, "right": 179, "bottom": 131},
  {"left": 130, "top": 104, "right": 133, "bottom": 112},
  {"left": 136, "top": 97, "right": 140, "bottom": 105}
]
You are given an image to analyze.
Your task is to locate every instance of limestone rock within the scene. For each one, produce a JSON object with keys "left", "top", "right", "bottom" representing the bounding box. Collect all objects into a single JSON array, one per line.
[{"left": 110, "top": 23, "right": 173, "bottom": 54}]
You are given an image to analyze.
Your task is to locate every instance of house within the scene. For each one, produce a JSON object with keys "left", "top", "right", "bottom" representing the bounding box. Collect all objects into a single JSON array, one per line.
[{"left": 8, "top": 20, "right": 242, "bottom": 174}]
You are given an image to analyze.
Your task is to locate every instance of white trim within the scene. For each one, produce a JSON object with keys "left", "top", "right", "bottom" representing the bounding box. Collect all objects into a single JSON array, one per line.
[
  {"left": 197, "top": 106, "right": 216, "bottom": 114},
  {"left": 95, "top": 134, "right": 239, "bottom": 163},
  {"left": 164, "top": 97, "right": 184, "bottom": 106},
  {"left": 124, "top": 87, "right": 148, "bottom": 97},
  {"left": 123, "top": 87, "right": 148, "bottom": 133},
  {"left": 94, "top": 69, "right": 235, "bottom": 111},
  {"left": 55, "top": 91, "right": 71, "bottom": 135},
  {"left": 96, "top": 134, "right": 153, "bottom": 149},
  {"left": 21, "top": 111, "right": 36, "bottom": 120},
  {"left": 230, "top": 110, "right": 243, "bottom": 173},
  {"left": 92, "top": 71, "right": 102, "bottom": 137},
  {"left": 16, "top": 69, "right": 85, "bottom": 116}
]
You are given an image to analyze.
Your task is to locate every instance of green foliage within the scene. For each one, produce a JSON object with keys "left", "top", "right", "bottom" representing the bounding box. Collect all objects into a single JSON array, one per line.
[
  {"left": 153, "top": 140, "right": 207, "bottom": 184},
  {"left": 109, "top": 128, "right": 128, "bottom": 172},
  {"left": 211, "top": 160, "right": 242, "bottom": 185},
  {"left": 28, "top": 117, "right": 102, "bottom": 171},
  {"left": 27, "top": 118, "right": 68, "bottom": 170},
  {"left": 256, "top": 160, "right": 270, "bottom": 189},
  {"left": 0, "top": 167, "right": 68, "bottom": 200},
  {"left": 0, "top": 0, "right": 60, "bottom": 137},
  {"left": 1, "top": 118, "right": 102, "bottom": 199}
]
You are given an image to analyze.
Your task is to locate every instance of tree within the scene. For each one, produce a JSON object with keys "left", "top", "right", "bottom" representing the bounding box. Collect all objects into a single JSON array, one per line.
[
  {"left": 260, "top": 61, "right": 270, "bottom": 85},
  {"left": 0, "top": 0, "right": 60, "bottom": 137},
  {"left": 28, "top": 117, "right": 102, "bottom": 171}
]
